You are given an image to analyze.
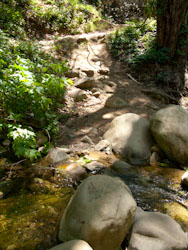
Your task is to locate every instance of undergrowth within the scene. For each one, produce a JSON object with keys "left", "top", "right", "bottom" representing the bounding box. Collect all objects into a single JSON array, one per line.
[
  {"left": 0, "top": 0, "right": 104, "bottom": 161},
  {"left": 107, "top": 19, "right": 169, "bottom": 69}
]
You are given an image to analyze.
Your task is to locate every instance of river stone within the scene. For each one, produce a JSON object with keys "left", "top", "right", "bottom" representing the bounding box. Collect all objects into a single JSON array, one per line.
[
  {"left": 111, "top": 160, "right": 131, "bottom": 175},
  {"left": 45, "top": 147, "right": 69, "bottom": 165},
  {"left": 104, "top": 113, "right": 153, "bottom": 165},
  {"left": 85, "top": 161, "right": 106, "bottom": 172},
  {"left": 57, "top": 163, "right": 88, "bottom": 182},
  {"left": 181, "top": 171, "right": 188, "bottom": 189},
  {"left": 49, "top": 240, "right": 93, "bottom": 250},
  {"left": 150, "top": 105, "right": 188, "bottom": 164},
  {"left": 128, "top": 209, "right": 188, "bottom": 250},
  {"left": 59, "top": 175, "right": 137, "bottom": 250}
]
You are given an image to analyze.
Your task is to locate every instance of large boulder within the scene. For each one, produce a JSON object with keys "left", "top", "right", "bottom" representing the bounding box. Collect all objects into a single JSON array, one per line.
[
  {"left": 103, "top": 113, "right": 153, "bottom": 165},
  {"left": 128, "top": 208, "right": 188, "bottom": 250},
  {"left": 59, "top": 175, "right": 136, "bottom": 250},
  {"left": 150, "top": 105, "right": 188, "bottom": 164},
  {"left": 49, "top": 240, "right": 93, "bottom": 250}
]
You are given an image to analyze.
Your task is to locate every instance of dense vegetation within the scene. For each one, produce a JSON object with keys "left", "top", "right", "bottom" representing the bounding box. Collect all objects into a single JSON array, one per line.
[{"left": 0, "top": 0, "right": 103, "bottom": 161}]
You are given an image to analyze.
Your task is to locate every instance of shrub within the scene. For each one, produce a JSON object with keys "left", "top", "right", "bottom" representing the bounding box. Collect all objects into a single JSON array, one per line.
[
  {"left": 0, "top": 31, "right": 71, "bottom": 161},
  {"left": 107, "top": 19, "right": 169, "bottom": 68}
]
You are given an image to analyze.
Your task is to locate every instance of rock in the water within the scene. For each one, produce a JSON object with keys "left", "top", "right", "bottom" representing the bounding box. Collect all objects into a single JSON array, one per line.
[
  {"left": 49, "top": 240, "right": 93, "bottom": 250},
  {"left": 181, "top": 171, "right": 188, "bottom": 189},
  {"left": 75, "top": 77, "right": 94, "bottom": 89},
  {"left": 105, "top": 96, "right": 127, "bottom": 109},
  {"left": 104, "top": 113, "right": 153, "bottom": 165},
  {"left": 85, "top": 161, "right": 106, "bottom": 172},
  {"left": 45, "top": 147, "right": 69, "bottom": 165},
  {"left": 57, "top": 163, "right": 88, "bottom": 182},
  {"left": 111, "top": 160, "right": 131, "bottom": 175},
  {"left": 59, "top": 175, "right": 136, "bottom": 250},
  {"left": 128, "top": 208, "right": 188, "bottom": 250},
  {"left": 150, "top": 105, "right": 188, "bottom": 164}
]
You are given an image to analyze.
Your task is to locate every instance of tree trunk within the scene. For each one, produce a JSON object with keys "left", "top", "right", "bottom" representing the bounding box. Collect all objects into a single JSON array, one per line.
[{"left": 157, "top": 0, "right": 188, "bottom": 91}]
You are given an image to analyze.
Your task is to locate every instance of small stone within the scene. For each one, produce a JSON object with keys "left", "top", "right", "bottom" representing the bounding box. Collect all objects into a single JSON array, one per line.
[
  {"left": 68, "top": 86, "right": 87, "bottom": 101},
  {"left": 82, "top": 69, "right": 95, "bottom": 77},
  {"left": 81, "top": 135, "right": 94, "bottom": 144},
  {"left": 98, "top": 68, "right": 110, "bottom": 75},
  {"left": 91, "top": 57, "right": 99, "bottom": 62},
  {"left": 150, "top": 152, "right": 160, "bottom": 167},
  {"left": 75, "top": 77, "right": 95, "bottom": 90},
  {"left": 85, "top": 161, "right": 106, "bottom": 172},
  {"left": 93, "top": 91, "right": 100, "bottom": 97},
  {"left": 77, "top": 37, "right": 88, "bottom": 43},
  {"left": 111, "top": 160, "right": 131, "bottom": 174},
  {"left": 57, "top": 163, "right": 88, "bottom": 182},
  {"left": 105, "top": 96, "right": 127, "bottom": 109},
  {"left": 95, "top": 139, "right": 110, "bottom": 151},
  {"left": 45, "top": 147, "right": 69, "bottom": 165}
]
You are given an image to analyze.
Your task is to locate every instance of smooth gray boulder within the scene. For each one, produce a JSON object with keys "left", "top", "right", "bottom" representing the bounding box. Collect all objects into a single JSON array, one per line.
[
  {"left": 49, "top": 240, "right": 93, "bottom": 250},
  {"left": 128, "top": 208, "right": 188, "bottom": 250},
  {"left": 59, "top": 175, "right": 136, "bottom": 250},
  {"left": 150, "top": 105, "right": 188, "bottom": 164},
  {"left": 104, "top": 113, "right": 153, "bottom": 165}
]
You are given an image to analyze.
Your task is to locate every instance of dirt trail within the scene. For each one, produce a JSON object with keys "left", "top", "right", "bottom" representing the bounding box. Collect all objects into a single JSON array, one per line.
[{"left": 40, "top": 30, "right": 166, "bottom": 151}]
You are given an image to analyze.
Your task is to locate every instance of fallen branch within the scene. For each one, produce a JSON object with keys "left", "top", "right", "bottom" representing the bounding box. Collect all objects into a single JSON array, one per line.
[{"left": 127, "top": 73, "right": 143, "bottom": 85}]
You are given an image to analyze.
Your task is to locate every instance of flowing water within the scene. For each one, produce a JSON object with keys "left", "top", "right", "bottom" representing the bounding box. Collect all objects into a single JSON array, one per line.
[{"left": 109, "top": 165, "right": 188, "bottom": 233}]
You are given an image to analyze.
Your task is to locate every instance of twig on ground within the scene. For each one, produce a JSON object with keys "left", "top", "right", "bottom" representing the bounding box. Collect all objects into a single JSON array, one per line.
[{"left": 127, "top": 73, "right": 143, "bottom": 85}]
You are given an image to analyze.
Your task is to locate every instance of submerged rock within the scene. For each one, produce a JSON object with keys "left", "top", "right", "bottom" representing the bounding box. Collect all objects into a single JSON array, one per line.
[
  {"left": 128, "top": 208, "right": 188, "bottom": 250},
  {"left": 59, "top": 175, "right": 136, "bottom": 250},
  {"left": 150, "top": 105, "right": 188, "bottom": 164},
  {"left": 104, "top": 113, "right": 153, "bottom": 165}
]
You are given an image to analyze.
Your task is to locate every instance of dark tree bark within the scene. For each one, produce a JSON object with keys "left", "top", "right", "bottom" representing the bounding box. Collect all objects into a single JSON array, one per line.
[{"left": 157, "top": 0, "right": 188, "bottom": 91}]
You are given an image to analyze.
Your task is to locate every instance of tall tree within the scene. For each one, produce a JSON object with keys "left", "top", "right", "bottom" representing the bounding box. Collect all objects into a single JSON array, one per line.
[{"left": 157, "top": 0, "right": 188, "bottom": 92}]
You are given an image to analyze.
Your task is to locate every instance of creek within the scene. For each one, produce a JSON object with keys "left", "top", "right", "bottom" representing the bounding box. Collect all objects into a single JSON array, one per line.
[{"left": 0, "top": 162, "right": 188, "bottom": 249}]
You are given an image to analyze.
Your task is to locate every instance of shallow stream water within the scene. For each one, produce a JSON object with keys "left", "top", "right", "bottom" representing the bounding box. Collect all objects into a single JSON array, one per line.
[
  {"left": 0, "top": 162, "right": 188, "bottom": 249},
  {"left": 110, "top": 165, "right": 188, "bottom": 233}
]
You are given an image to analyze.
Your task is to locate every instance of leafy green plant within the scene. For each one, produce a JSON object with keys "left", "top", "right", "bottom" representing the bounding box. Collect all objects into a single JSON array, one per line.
[
  {"left": 0, "top": 30, "right": 71, "bottom": 160},
  {"left": 107, "top": 19, "right": 169, "bottom": 68},
  {"left": 8, "top": 125, "right": 40, "bottom": 161}
]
